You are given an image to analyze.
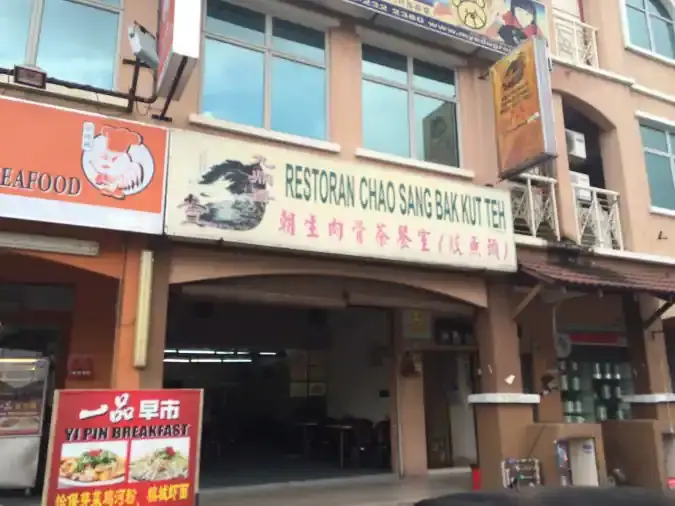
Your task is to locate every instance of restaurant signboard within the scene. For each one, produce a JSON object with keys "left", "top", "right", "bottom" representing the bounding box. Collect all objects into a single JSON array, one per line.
[
  {"left": 43, "top": 389, "right": 203, "bottom": 506},
  {"left": 164, "top": 131, "right": 517, "bottom": 273},
  {"left": 340, "top": 0, "right": 549, "bottom": 54},
  {"left": 0, "top": 96, "right": 168, "bottom": 234}
]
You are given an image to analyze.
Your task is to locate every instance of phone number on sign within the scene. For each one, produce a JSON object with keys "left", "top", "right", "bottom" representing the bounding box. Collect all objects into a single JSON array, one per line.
[{"left": 54, "top": 484, "right": 191, "bottom": 506}]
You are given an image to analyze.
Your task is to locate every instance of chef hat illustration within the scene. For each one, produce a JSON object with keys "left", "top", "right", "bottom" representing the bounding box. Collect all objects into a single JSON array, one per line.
[{"left": 100, "top": 126, "right": 142, "bottom": 153}]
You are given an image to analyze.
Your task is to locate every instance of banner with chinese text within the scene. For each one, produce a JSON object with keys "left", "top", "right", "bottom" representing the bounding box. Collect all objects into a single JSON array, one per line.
[
  {"left": 164, "top": 131, "right": 517, "bottom": 272},
  {"left": 341, "top": 0, "right": 549, "bottom": 54},
  {"left": 490, "top": 36, "right": 556, "bottom": 179},
  {"left": 43, "top": 389, "right": 203, "bottom": 506}
]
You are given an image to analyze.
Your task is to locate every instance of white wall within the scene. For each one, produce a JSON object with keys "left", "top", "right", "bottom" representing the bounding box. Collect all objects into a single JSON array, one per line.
[{"left": 326, "top": 308, "right": 391, "bottom": 422}]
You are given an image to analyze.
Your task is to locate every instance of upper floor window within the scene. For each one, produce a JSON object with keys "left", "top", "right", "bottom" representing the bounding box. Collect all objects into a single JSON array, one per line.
[
  {"left": 640, "top": 123, "right": 675, "bottom": 211},
  {"left": 0, "top": 0, "right": 121, "bottom": 89},
  {"left": 361, "top": 45, "right": 460, "bottom": 168},
  {"left": 202, "top": 0, "right": 327, "bottom": 140},
  {"left": 626, "top": 0, "right": 675, "bottom": 60}
]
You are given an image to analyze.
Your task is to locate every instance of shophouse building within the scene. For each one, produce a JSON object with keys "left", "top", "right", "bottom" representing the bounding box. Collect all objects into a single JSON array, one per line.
[{"left": 2, "top": 0, "right": 675, "bottom": 492}]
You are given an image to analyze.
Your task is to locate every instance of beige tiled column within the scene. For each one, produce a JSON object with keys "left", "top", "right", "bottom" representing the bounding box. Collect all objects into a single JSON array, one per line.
[{"left": 473, "top": 282, "right": 536, "bottom": 489}]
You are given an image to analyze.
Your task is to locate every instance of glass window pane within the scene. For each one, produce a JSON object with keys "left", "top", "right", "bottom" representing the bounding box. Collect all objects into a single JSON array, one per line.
[
  {"left": 271, "top": 58, "right": 326, "bottom": 139},
  {"left": 627, "top": 0, "right": 645, "bottom": 8},
  {"left": 645, "top": 152, "right": 675, "bottom": 209},
  {"left": 101, "top": 0, "right": 120, "bottom": 6},
  {"left": 362, "top": 45, "right": 407, "bottom": 85},
  {"left": 0, "top": 0, "right": 31, "bottom": 68},
  {"left": 273, "top": 19, "right": 325, "bottom": 62},
  {"left": 627, "top": 7, "right": 653, "bottom": 50},
  {"left": 647, "top": 0, "right": 670, "bottom": 18},
  {"left": 650, "top": 16, "right": 675, "bottom": 58},
  {"left": 37, "top": 0, "right": 118, "bottom": 89},
  {"left": 362, "top": 80, "right": 409, "bottom": 157},
  {"left": 202, "top": 40, "right": 264, "bottom": 128},
  {"left": 414, "top": 95, "right": 459, "bottom": 166},
  {"left": 206, "top": 0, "right": 265, "bottom": 46},
  {"left": 640, "top": 124, "right": 668, "bottom": 152},
  {"left": 413, "top": 60, "right": 456, "bottom": 97}
]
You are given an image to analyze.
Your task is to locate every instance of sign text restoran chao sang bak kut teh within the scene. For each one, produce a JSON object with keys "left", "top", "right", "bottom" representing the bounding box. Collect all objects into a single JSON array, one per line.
[{"left": 284, "top": 165, "right": 508, "bottom": 233}]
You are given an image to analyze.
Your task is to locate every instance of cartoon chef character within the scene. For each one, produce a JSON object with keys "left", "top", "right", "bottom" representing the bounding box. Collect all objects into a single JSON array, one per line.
[{"left": 82, "top": 126, "right": 154, "bottom": 200}]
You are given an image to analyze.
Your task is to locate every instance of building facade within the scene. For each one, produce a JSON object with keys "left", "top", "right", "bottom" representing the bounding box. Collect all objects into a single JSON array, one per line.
[{"left": 2, "top": 0, "right": 675, "bottom": 491}]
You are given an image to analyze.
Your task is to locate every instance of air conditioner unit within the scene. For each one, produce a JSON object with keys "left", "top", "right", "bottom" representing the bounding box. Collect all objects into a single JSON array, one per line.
[
  {"left": 565, "top": 129, "right": 587, "bottom": 163},
  {"left": 570, "top": 170, "right": 591, "bottom": 202}
]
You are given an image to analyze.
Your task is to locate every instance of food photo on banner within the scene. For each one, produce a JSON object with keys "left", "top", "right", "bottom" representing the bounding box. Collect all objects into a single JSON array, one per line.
[
  {"left": 489, "top": 35, "right": 556, "bottom": 179},
  {"left": 42, "top": 389, "right": 203, "bottom": 506},
  {"left": 341, "top": 0, "right": 548, "bottom": 53}
]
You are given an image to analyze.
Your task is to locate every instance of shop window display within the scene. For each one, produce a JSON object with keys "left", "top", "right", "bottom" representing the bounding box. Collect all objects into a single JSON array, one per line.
[{"left": 559, "top": 347, "right": 634, "bottom": 423}]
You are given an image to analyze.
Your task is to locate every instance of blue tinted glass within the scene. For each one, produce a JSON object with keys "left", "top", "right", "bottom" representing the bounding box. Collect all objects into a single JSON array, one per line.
[
  {"left": 202, "top": 39, "right": 264, "bottom": 128},
  {"left": 651, "top": 16, "right": 675, "bottom": 58},
  {"left": 37, "top": 0, "right": 118, "bottom": 89},
  {"left": 273, "top": 19, "right": 324, "bottom": 62},
  {"left": 362, "top": 80, "right": 409, "bottom": 157},
  {"left": 640, "top": 125, "right": 668, "bottom": 151},
  {"left": 271, "top": 57, "right": 325, "bottom": 139},
  {"left": 647, "top": 0, "right": 670, "bottom": 17},
  {"left": 0, "top": 0, "right": 31, "bottom": 68},
  {"left": 362, "top": 45, "right": 407, "bottom": 84},
  {"left": 414, "top": 95, "right": 459, "bottom": 166},
  {"left": 101, "top": 0, "right": 120, "bottom": 5},
  {"left": 626, "top": 0, "right": 645, "bottom": 8},
  {"left": 413, "top": 60, "right": 456, "bottom": 97},
  {"left": 206, "top": 0, "right": 265, "bottom": 45},
  {"left": 627, "top": 7, "right": 653, "bottom": 49},
  {"left": 645, "top": 152, "right": 675, "bottom": 209}
]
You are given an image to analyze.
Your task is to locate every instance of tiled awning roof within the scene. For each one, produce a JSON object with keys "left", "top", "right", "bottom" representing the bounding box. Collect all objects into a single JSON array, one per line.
[{"left": 518, "top": 254, "right": 675, "bottom": 300}]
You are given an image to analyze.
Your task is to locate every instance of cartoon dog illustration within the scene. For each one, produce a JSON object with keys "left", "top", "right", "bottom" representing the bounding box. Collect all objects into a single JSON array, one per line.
[
  {"left": 82, "top": 126, "right": 155, "bottom": 200},
  {"left": 182, "top": 156, "right": 273, "bottom": 231}
]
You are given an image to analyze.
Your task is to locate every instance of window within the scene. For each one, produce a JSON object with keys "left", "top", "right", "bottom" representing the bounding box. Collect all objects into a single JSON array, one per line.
[
  {"left": 361, "top": 45, "right": 460, "bottom": 168},
  {"left": 202, "top": 0, "right": 327, "bottom": 140},
  {"left": 626, "top": 0, "right": 675, "bottom": 60},
  {"left": 640, "top": 123, "right": 675, "bottom": 211},
  {"left": 0, "top": 0, "right": 121, "bottom": 89}
]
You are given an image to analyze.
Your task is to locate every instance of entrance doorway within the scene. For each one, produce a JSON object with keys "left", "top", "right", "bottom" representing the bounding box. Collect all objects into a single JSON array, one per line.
[
  {"left": 423, "top": 352, "right": 478, "bottom": 469},
  {"left": 162, "top": 294, "right": 396, "bottom": 488}
]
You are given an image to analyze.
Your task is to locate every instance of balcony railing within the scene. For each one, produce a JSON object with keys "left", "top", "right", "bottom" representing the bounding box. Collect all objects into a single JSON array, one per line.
[
  {"left": 572, "top": 185, "right": 624, "bottom": 250},
  {"left": 552, "top": 9, "right": 599, "bottom": 68},
  {"left": 509, "top": 172, "right": 560, "bottom": 241}
]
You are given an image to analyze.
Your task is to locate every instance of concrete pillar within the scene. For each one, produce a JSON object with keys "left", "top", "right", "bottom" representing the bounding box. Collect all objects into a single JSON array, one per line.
[
  {"left": 110, "top": 237, "right": 169, "bottom": 390},
  {"left": 473, "top": 282, "right": 535, "bottom": 489},
  {"left": 623, "top": 295, "right": 673, "bottom": 419}
]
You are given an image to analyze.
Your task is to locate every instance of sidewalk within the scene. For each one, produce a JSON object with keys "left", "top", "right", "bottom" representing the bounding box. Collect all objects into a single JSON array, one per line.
[{"left": 198, "top": 470, "right": 471, "bottom": 506}]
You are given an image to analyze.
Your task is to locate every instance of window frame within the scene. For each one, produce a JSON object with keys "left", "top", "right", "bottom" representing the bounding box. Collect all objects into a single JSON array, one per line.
[
  {"left": 359, "top": 42, "right": 462, "bottom": 169},
  {"left": 16, "top": 0, "right": 123, "bottom": 88},
  {"left": 624, "top": 0, "right": 675, "bottom": 60},
  {"left": 200, "top": 0, "right": 331, "bottom": 140},
  {"left": 640, "top": 120, "right": 675, "bottom": 213}
]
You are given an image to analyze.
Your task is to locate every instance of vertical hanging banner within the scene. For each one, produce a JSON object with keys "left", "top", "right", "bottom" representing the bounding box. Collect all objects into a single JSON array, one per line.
[
  {"left": 156, "top": 0, "right": 202, "bottom": 99},
  {"left": 43, "top": 390, "right": 203, "bottom": 506},
  {"left": 490, "top": 36, "right": 556, "bottom": 180}
]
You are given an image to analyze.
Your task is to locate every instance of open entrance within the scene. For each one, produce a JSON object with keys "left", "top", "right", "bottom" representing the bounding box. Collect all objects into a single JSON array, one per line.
[{"left": 163, "top": 289, "right": 397, "bottom": 488}]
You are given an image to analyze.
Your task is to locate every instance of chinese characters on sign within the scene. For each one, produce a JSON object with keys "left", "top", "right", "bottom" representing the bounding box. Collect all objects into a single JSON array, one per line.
[
  {"left": 43, "top": 390, "right": 203, "bottom": 506},
  {"left": 166, "top": 132, "right": 517, "bottom": 272}
]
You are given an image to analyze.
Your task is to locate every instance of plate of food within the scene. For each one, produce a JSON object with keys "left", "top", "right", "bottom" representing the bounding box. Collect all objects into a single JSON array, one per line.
[
  {"left": 0, "top": 415, "right": 40, "bottom": 432},
  {"left": 59, "top": 448, "right": 126, "bottom": 487},
  {"left": 129, "top": 446, "right": 188, "bottom": 482}
]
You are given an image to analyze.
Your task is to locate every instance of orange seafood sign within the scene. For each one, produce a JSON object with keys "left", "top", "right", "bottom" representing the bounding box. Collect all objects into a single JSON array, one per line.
[
  {"left": 0, "top": 96, "right": 168, "bottom": 234},
  {"left": 490, "top": 37, "right": 556, "bottom": 180}
]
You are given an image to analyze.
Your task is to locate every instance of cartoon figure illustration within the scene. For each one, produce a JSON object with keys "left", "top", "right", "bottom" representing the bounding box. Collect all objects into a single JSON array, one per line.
[
  {"left": 180, "top": 155, "right": 274, "bottom": 231},
  {"left": 486, "top": 0, "right": 543, "bottom": 46},
  {"left": 82, "top": 125, "right": 155, "bottom": 200}
]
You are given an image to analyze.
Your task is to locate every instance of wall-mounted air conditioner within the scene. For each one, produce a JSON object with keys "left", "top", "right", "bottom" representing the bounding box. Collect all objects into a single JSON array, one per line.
[
  {"left": 570, "top": 170, "right": 591, "bottom": 202},
  {"left": 565, "top": 129, "right": 587, "bottom": 163}
]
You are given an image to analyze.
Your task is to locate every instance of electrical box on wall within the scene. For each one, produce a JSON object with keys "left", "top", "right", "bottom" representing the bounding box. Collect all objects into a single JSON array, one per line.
[{"left": 565, "top": 129, "right": 587, "bottom": 163}]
